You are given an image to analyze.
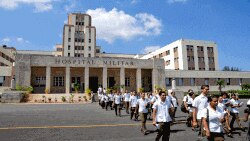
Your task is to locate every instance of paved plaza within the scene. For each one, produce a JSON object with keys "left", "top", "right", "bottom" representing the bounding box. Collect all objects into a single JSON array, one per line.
[{"left": 0, "top": 100, "right": 249, "bottom": 141}]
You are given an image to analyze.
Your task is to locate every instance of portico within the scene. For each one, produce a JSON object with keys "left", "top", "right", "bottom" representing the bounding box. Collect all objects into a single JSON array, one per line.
[{"left": 15, "top": 54, "right": 166, "bottom": 94}]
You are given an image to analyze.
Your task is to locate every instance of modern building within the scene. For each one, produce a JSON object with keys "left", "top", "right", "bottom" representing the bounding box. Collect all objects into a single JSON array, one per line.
[
  {"left": 1, "top": 13, "right": 250, "bottom": 93},
  {"left": 141, "top": 39, "right": 219, "bottom": 71},
  {"left": 0, "top": 45, "right": 16, "bottom": 87}
]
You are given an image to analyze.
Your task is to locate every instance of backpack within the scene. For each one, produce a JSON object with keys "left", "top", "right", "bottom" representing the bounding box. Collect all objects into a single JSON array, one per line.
[{"left": 180, "top": 96, "right": 188, "bottom": 113}]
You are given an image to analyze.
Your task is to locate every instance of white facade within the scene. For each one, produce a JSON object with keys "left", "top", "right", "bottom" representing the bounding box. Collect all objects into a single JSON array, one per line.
[{"left": 141, "top": 39, "right": 219, "bottom": 71}]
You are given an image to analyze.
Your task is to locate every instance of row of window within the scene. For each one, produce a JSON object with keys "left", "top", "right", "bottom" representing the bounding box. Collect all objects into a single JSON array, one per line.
[
  {"left": 187, "top": 56, "right": 214, "bottom": 64},
  {"left": 68, "top": 38, "right": 91, "bottom": 43},
  {"left": 0, "top": 51, "right": 14, "bottom": 63},
  {"left": 186, "top": 45, "right": 214, "bottom": 53},
  {"left": 76, "top": 22, "right": 84, "bottom": 26},
  {"left": 187, "top": 67, "right": 215, "bottom": 71},
  {"left": 0, "top": 62, "right": 8, "bottom": 66},
  {"left": 166, "top": 78, "right": 243, "bottom": 86}
]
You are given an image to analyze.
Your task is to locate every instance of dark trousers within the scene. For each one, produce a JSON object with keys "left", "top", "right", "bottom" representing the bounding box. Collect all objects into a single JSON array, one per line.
[
  {"left": 109, "top": 101, "right": 113, "bottom": 109},
  {"left": 125, "top": 101, "right": 129, "bottom": 113},
  {"left": 155, "top": 122, "right": 171, "bottom": 141},
  {"left": 230, "top": 113, "right": 242, "bottom": 129},
  {"left": 114, "top": 104, "right": 121, "bottom": 116},
  {"left": 130, "top": 107, "right": 139, "bottom": 120},
  {"left": 105, "top": 102, "right": 109, "bottom": 110},
  {"left": 140, "top": 113, "right": 148, "bottom": 132},
  {"left": 207, "top": 132, "right": 224, "bottom": 141}
]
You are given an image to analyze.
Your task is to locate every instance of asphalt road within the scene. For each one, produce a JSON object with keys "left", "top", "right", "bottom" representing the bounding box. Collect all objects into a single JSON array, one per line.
[{"left": 0, "top": 100, "right": 249, "bottom": 141}]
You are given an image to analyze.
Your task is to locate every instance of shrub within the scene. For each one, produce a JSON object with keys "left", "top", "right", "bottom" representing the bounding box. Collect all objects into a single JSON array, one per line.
[{"left": 61, "top": 96, "right": 66, "bottom": 102}]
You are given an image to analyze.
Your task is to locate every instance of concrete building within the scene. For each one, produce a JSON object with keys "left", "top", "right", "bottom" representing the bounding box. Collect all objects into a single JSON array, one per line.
[
  {"left": 1, "top": 13, "right": 250, "bottom": 94},
  {"left": 0, "top": 45, "right": 16, "bottom": 87},
  {"left": 141, "top": 39, "right": 219, "bottom": 71},
  {"left": 61, "top": 13, "right": 97, "bottom": 58}
]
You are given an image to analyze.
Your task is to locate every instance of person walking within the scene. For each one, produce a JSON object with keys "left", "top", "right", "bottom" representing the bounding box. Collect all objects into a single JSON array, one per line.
[
  {"left": 184, "top": 89, "right": 195, "bottom": 128},
  {"left": 170, "top": 91, "right": 178, "bottom": 122},
  {"left": 123, "top": 90, "right": 130, "bottom": 114},
  {"left": 229, "top": 93, "right": 245, "bottom": 131},
  {"left": 192, "top": 85, "right": 209, "bottom": 136},
  {"left": 136, "top": 92, "right": 150, "bottom": 135},
  {"left": 129, "top": 91, "right": 138, "bottom": 120},
  {"left": 202, "top": 95, "right": 225, "bottom": 141},
  {"left": 108, "top": 91, "right": 114, "bottom": 110},
  {"left": 152, "top": 91, "right": 173, "bottom": 141},
  {"left": 113, "top": 92, "right": 122, "bottom": 117}
]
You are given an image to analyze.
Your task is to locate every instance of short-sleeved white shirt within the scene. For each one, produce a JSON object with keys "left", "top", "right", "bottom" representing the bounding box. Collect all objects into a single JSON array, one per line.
[
  {"left": 217, "top": 103, "right": 226, "bottom": 114},
  {"left": 108, "top": 94, "right": 114, "bottom": 101},
  {"left": 192, "top": 94, "right": 208, "bottom": 120},
  {"left": 137, "top": 98, "right": 149, "bottom": 113},
  {"left": 151, "top": 95, "right": 160, "bottom": 103},
  {"left": 152, "top": 100, "right": 172, "bottom": 122},
  {"left": 230, "top": 99, "right": 240, "bottom": 113},
  {"left": 103, "top": 95, "right": 109, "bottom": 103},
  {"left": 114, "top": 95, "right": 122, "bottom": 104},
  {"left": 201, "top": 106, "right": 223, "bottom": 133},
  {"left": 123, "top": 93, "right": 130, "bottom": 102},
  {"left": 188, "top": 98, "right": 194, "bottom": 112},
  {"left": 171, "top": 96, "right": 178, "bottom": 107},
  {"left": 129, "top": 95, "right": 138, "bottom": 107}
]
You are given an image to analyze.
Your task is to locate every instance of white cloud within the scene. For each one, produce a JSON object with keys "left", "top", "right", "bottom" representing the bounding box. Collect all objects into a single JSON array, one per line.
[
  {"left": 131, "top": 0, "right": 138, "bottom": 4},
  {"left": 0, "top": 0, "right": 55, "bottom": 12},
  {"left": 2, "top": 37, "right": 10, "bottom": 42},
  {"left": 17, "top": 37, "right": 24, "bottom": 42},
  {"left": 86, "top": 8, "right": 162, "bottom": 43},
  {"left": 64, "top": 2, "right": 75, "bottom": 12},
  {"left": 167, "top": 0, "right": 188, "bottom": 4},
  {"left": 141, "top": 46, "right": 161, "bottom": 54}
]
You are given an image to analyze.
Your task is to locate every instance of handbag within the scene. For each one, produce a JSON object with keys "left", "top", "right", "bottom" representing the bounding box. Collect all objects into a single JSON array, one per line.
[
  {"left": 180, "top": 96, "right": 188, "bottom": 113},
  {"left": 201, "top": 108, "right": 209, "bottom": 137}
]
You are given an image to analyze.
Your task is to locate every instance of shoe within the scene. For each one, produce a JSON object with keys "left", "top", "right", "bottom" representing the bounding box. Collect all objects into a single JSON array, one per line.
[{"left": 227, "top": 133, "right": 233, "bottom": 138}]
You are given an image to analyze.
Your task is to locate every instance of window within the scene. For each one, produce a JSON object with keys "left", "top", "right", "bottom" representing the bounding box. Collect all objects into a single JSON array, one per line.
[
  {"left": 226, "top": 78, "right": 230, "bottom": 85},
  {"left": 186, "top": 45, "right": 193, "bottom": 51},
  {"left": 209, "top": 57, "right": 214, "bottom": 64},
  {"left": 165, "top": 78, "right": 172, "bottom": 86},
  {"left": 142, "top": 77, "right": 145, "bottom": 87},
  {"left": 207, "top": 47, "right": 214, "bottom": 53},
  {"left": 205, "top": 78, "right": 209, "bottom": 85},
  {"left": 125, "top": 77, "right": 130, "bottom": 87},
  {"left": 165, "top": 60, "right": 170, "bottom": 66},
  {"left": 197, "top": 46, "right": 204, "bottom": 51},
  {"left": 81, "top": 39, "right": 84, "bottom": 42},
  {"left": 68, "top": 38, "right": 71, "bottom": 42},
  {"left": 166, "top": 50, "right": 170, "bottom": 55},
  {"left": 239, "top": 78, "right": 243, "bottom": 85},
  {"left": 81, "top": 46, "right": 84, "bottom": 50},
  {"left": 75, "top": 38, "right": 78, "bottom": 42},
  {"left": 53, "top": 77, "right": 64, "bottom": 86},
  {"left": 89, "top": 39, "right": 91, "bottom": 43},
  {"left": 68, "top": 53, "right": 70, "bottom": 57},
  {"left": 198, "top": 57, "right": 204, "bottom": 63},
  {"left": 159, "top": 53, "right": 163, "bottom": 57},
  {"left": 88, "top": 54, "right": 91, "bottom": 57},
  {"left": 190, "top": 78, "right": 195, "bottom": 86},
  {"left": 174, "top": 57, "right": 179, "bottom": 62},
  {"left": 88, "top": 46, "right": 91, "bottom": 51},
  {"left": 68, "top": 45, "right": 71, "bottom": 50},
  {"left": 174, "top": 47, "right": 178, "bottom": 52},
  {"left": 35, "top": 76, "right": 46, "bottom": 87},
  {"left": 178, "top": 78, "right": 183, "bottom": 86}
]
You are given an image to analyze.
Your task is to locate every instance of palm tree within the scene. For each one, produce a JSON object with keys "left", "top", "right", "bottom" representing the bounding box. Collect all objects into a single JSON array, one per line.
[{"left": 216, "top": 80, "right": 225, "bottom": 93}]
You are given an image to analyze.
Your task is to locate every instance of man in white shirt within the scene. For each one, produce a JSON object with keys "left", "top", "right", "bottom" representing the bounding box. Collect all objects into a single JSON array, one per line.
[
  {"left": 136, "top": 92, "right": 150, "bottom": 134},
  {"left": 152, "top": 91, "right": 173, "bottom": 141},
  {"left": 229, "top": 93, "right": 244, "bottom": 131},
  {"left": 192, "top": 85, "right": 209, "bottom": 134},
  {"left": 123, "top": 90, "right": 130, "bottom": 114},
  {"left": 129, "top": 92, "right": 138, "bottom": 120},
  {"left": 113, "top": 92, "right": 122, "bottom": 117}
]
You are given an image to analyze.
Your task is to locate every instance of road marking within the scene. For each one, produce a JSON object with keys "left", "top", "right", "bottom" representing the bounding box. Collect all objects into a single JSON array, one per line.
[{"left": 0, "top": 121, "right": 187, "bottom": 130}]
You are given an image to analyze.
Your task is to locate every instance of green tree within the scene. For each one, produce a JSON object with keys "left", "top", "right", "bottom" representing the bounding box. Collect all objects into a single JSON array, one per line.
[{"left": 216, "top": 80, "right": 225, "bottom": 93}]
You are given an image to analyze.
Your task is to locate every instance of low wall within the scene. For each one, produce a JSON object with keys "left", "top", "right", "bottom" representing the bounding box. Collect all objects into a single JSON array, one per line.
[{"left": 1, "top": 91, "right": 24, "bottom": 103}]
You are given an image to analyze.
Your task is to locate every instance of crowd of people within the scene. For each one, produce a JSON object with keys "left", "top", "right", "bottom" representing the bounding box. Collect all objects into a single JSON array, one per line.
[{"left": 95, "top": 85, "right": 249, "bottom": 141}]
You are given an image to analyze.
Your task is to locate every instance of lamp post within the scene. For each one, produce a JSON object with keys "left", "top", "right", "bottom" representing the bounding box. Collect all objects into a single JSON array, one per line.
[{"left": 10, "top": 62, "right": 15, "bottom": 90}]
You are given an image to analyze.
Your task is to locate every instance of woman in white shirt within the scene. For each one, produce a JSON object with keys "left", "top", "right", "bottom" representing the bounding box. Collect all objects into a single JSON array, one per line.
[
  {"left": 170, "top": 91, "right": 178, "bottom": 122},
  {"left": 202, "top": 95, "right": 225, "bottom": 141},
  {"left": 218, "top": 96, "right": 232, "bottom": 137},
  {"left": 113, "top": 92, "right": 122, "bottom": 117},
  {"left": 229, "top": 93, "right": 244, "bottom": 131}
]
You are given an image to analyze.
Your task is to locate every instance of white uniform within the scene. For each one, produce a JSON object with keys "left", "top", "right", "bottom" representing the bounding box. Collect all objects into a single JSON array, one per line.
[
  {"left": 192, "top": 94, "right": 208, "bottom": 120},
  {"left": 151, "top": 95, "right": 160, "bottom": 103},
  {"left": 114, "top": 95, "right": 122, "bottom": 104},
  {"left": 108, "top": 93, "right": 114, "bottom": 101},
  {"left": 137, "top": 98, "right": 149, "bottom": 113},
  {"left": 152, "top": 100, "right": 172, "bottom": 122},
  {"left": 129, "top": 95, "right": 138, "bottom": 108},
  {"left": 201, "top": 106, "right": 224, "bottom": 133},
  {"left": 171, "top": 96, "right": 178, "bottom": 108},
  {"left": 230, "top": 99, "right": 240, "bottom": 113},
  {"left": 123, "top": 93, "right": 130, "bottom": 102}
]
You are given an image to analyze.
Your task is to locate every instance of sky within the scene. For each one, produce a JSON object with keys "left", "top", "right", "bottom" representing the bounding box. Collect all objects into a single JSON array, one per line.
[{"left": 0, "top": 0, "right": 250, "bottom": 71}]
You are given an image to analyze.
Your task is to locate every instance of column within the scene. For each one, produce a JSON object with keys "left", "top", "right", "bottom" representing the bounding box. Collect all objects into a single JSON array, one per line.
[
  {"left": 152, "top": 68, "right": 158, "bottom": 93},
  {"left": 120, "top": 67, "right": 125, "bottom": 92},
  {"left": 103, "top": 67, "right": 107, "bottom": 89},
  {"left": 84, "top": 67, "right": 89, "bottom": 91},
  {"left": 171, "top": 78, "right": 176, "bottom": 90},
  {"left": 45, "top": 66, "right": 51, "bottom": 93},
  {"left": 65, "top": 66, "right": 70, "bottom": 94},
  {"left": 136, "top": 68, "right": 142, "bottom": 92}
]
